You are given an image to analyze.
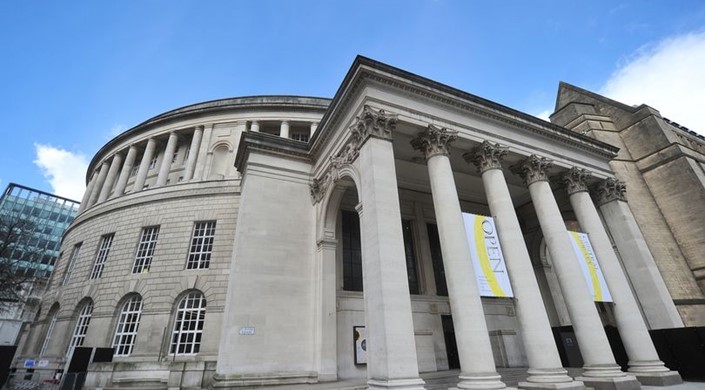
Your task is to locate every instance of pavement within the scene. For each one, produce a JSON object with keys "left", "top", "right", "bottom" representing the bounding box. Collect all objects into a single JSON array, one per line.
[{"left": 245, "top": 368, "right": 705, "bottom": 390}]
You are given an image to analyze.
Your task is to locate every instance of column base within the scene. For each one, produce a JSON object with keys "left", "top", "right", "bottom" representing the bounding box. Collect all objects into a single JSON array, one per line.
[
  {"left": 210, "top": 371, "right": 317, "bottom": 388},
  {"left": 519, "top": 367, "right": 585, "bottom": 390},
  {"left": 631, "top": 371, "right": 682, "bottom": 386},
  {"left": 367, "top": 377, "right": 426, "bottom": 389},
  {"left": 575, "top": 375, "right": 640, "bottom": 390},
  {"left": 454, "top": 372, "right": 509, "bottom": 390},
  {"left": 519, "top": 381, "right": 585, "bottom": 390}
]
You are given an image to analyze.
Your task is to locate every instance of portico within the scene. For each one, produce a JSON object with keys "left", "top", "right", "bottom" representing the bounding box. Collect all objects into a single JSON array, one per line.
[{"left": 210, "top": 57, "right": 683, "bottom": 390}]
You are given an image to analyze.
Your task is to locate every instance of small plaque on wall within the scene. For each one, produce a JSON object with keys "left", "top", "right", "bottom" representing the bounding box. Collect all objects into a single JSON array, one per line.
[{"left": 354, "top": 326, "right": 367, "bottom": 365}]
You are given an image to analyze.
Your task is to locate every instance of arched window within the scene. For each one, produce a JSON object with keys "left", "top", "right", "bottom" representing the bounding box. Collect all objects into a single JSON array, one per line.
[
  {"left": 39, "top": 303, "right": 60, "bottom": 357},
  {"left": 67, "top": 301, "right": 93, "bottom": 355},
  {"left": 112, "top": 295, "right": 142, "bottom": 356},
  {"left": 170, "top": 292, "right": 206, "bottom": 355}
]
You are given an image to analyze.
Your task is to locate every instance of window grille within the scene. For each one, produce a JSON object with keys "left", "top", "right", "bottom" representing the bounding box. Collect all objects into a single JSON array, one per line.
[
  {"left": 67, "top": 302, "right": 93, "bottom": 355},
  {"left": 186, "top": 221, "right": 216, "bottom": 269},
  {"left": 90, "top": 234, "right": 114, "bottom": 279},
  {"left": 132, "top": 227, "right": 159, "bottom": 273},
  {"left": 169, "top": 292, "right": 206, "bottom": 355},
  {"left": 62, "top": 243, "right": 82, "bottom": 285},
  {"left": 112, "top": 296, "right": 142, "bottom": 356}
]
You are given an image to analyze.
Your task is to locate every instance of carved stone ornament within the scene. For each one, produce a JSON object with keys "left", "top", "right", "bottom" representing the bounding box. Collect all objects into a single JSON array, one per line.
[
  {"left": 591, "top": 177, "right": 627, "bottom": 205},
  {"left": 464, "top": 140, "right": 508, "bottom": 173},
  {"left": 350, "top": 105, "right": 398, "bottom": 145},
  {"left": 561, "top": 167, "right": 591, "bottom": 195},
  {"left": 510, "top": 155, "right": 553, "bottom": 186},
  {"left": 410, "top": 125, "right": 458, "bottom": 161}
]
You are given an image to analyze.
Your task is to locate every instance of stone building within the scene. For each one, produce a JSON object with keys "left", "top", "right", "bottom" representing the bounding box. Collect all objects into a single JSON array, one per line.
[{"left": 12, "top": 57, "right": 704, "bottom": 389}]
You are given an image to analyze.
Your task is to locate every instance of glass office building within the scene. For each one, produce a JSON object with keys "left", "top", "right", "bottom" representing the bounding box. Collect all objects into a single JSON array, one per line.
[{"left": 0, "top": 183, "right": 80, "bottom": 278}]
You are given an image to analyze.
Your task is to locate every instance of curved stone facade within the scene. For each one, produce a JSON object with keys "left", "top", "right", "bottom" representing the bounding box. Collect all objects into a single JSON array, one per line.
[{"left": 16, "top": 96, "right": 329, "bottom": 388}]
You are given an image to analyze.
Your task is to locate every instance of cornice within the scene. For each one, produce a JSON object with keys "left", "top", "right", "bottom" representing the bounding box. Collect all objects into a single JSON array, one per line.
[{"left": 310, "top": 57, "right": 618, "bottom": 166}]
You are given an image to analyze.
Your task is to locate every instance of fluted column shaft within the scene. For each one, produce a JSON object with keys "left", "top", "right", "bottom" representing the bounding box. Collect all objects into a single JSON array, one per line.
[
  {"left": 412, "top": 127, "right": 505, "bottom": 390},
  {"left": 97, "top": 153, "right": 122, "bottom": 203},
  {"left": 156, "top": 132, "right": 178, "bottom": 187},
  {"left": 183, "top": 126, "right": 203, "bottom": 181},
  {"left": 87, "top": 161, "right": 110, "bottom": 207},
  {"left": 566, "top": 173, "right": 680, "bottom": 385},
  {"left": 513, "top": 156, "right": 627, "bottom": 384},
  {"left": 133, "top": 138, "right": 156, "bottom": 191},
  {"left": 467, "top": 142, "right": 580, "bottom": 389},
  {"left": 113, "top": 145, "right": 138, "bottom": 197},
  {"left": 280, "top": 120, "right": 290, "bottom": 139}
]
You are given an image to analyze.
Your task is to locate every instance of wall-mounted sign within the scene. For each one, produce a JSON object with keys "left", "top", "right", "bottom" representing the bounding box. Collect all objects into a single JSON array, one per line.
[
  {"left": 353, "top": 326, "right": 367, "bottom": 365},
  {"left": 37, "top": 360, "right": 49, "bottom": 368},
  {"left": 567, "top": 231, "right": 612, "bottom": 302},
  {"left": 23, "top": 359, "right": 35, "bottom": 368},
  {"left": 462, "top": 213, "right": 514, "bottom": 298},
  {"left": 239, "top": 327, "right": 256, "bottom": 335}
]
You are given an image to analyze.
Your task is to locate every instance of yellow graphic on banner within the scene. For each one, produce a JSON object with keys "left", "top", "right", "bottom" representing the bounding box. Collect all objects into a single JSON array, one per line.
[
  {"left": 570, "top": 231, "right": 603, "bottom": 301},
  {"left": 474, "top": 215, "right": 506, "bottom": 297}
]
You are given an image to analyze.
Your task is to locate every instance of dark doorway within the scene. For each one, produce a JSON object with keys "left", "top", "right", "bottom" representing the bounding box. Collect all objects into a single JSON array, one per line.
[{"left": 442, "top": 315, "right": 460, "bottom": 369}]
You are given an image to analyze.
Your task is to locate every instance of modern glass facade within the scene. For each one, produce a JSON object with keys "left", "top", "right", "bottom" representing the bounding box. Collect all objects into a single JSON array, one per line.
[{"left": 0, "top": 183, "right": 79, "bottom": 278}]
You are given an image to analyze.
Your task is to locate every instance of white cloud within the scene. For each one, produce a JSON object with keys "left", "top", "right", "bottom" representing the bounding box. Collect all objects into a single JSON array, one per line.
[
  {"left": 601, "top": 30, "right": 705, "bottom": 134},
  {"left": 533, "top": 109, "right": 552, "bottom": 121},
  {"left": 33, "top": 144, "right": 89, "bottom": 201}
]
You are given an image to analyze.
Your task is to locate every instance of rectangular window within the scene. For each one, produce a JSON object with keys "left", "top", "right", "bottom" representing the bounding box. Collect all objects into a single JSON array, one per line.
[
  {"left": 130, "top": 166, "right": 138, "bottom": 177},
  {"left": 184, "top": 146, "right": 190, "bottom": 163},
  {"left": 90, "top": 234, "right": 114, "bottom": 279},
  {"left": 187, "top": 221, "right": 216, "bottom": 269},
  {"left": 132, "top": 227, "right": 159, "bottom": 273},
  {"left": 402, "top": 220, "right": 420, "bottom": 295},
  {"left": 149, "top": 156, "right": 158, "bottom": 170},
  {"left": 62, "top": 244, "right": 82, "bottom": 285},
  {"left": 342, "top": 210, "right": 363, "bottom": 292},
  {"left": 427, "top": 223, "right": 448, "bottom": 296}
]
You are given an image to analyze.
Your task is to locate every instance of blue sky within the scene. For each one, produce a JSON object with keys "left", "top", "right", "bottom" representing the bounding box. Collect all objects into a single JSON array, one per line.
[{"left": 1, "top": 1, "right": 704, "bottom": 200}]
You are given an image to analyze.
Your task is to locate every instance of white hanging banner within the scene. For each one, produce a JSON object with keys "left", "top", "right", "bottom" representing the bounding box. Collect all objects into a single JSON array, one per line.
[
  {"left": 462, "top": 213, "right": 514, "bottom": 298},
  {"left": 567, "top": 231, "right": 613, "bottom": 302}
]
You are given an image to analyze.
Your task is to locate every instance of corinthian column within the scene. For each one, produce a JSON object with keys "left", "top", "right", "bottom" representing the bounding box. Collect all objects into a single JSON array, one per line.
[
  {"left": 590, "top": 179, "right": 682, "bottom": 329},
  {"left": 563, "top": 171, "right": 681, "bottom": 386},
  {"left": 411, "top": 127, "right": 506, "bottom": 390},
  {"left": 466, "top": 142, "right": 583, "bottom": 390},
  {"left": 511, "top": 156, "right": 639, "bottom": 390},
  {"left": 352, "top": 106, "right": 424, "bottom": 390}
]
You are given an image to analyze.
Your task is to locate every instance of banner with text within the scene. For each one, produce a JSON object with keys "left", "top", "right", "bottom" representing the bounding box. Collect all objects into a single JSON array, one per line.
[
  {"left": 567, "top": 231, "right": 613, "bottom": 302},
  {"left": 462, "top": 213, "right": 514, "bottom": 298}
]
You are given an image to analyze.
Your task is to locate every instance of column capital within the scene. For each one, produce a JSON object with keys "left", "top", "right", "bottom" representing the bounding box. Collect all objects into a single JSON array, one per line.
[
  {"left": 591, "top": 177, "right": 627, "bottom": 205},
  {"left": 464, "top": 140, "right": 508, "bottom": 173},
  {"left": 410, "top": 125, "right": 458, "bottom": 161},
  {"left": 511, "top": 155, "right": 553, "bottom": 186},
  {"left": 561, "top": 167, "right": 591, "bottom": 195},
  {"left": 195, "top": 125, "right": 205, "bottom": 131},
  {"left": 350, "top": 105, "right": 397, "bottom": 144}
]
